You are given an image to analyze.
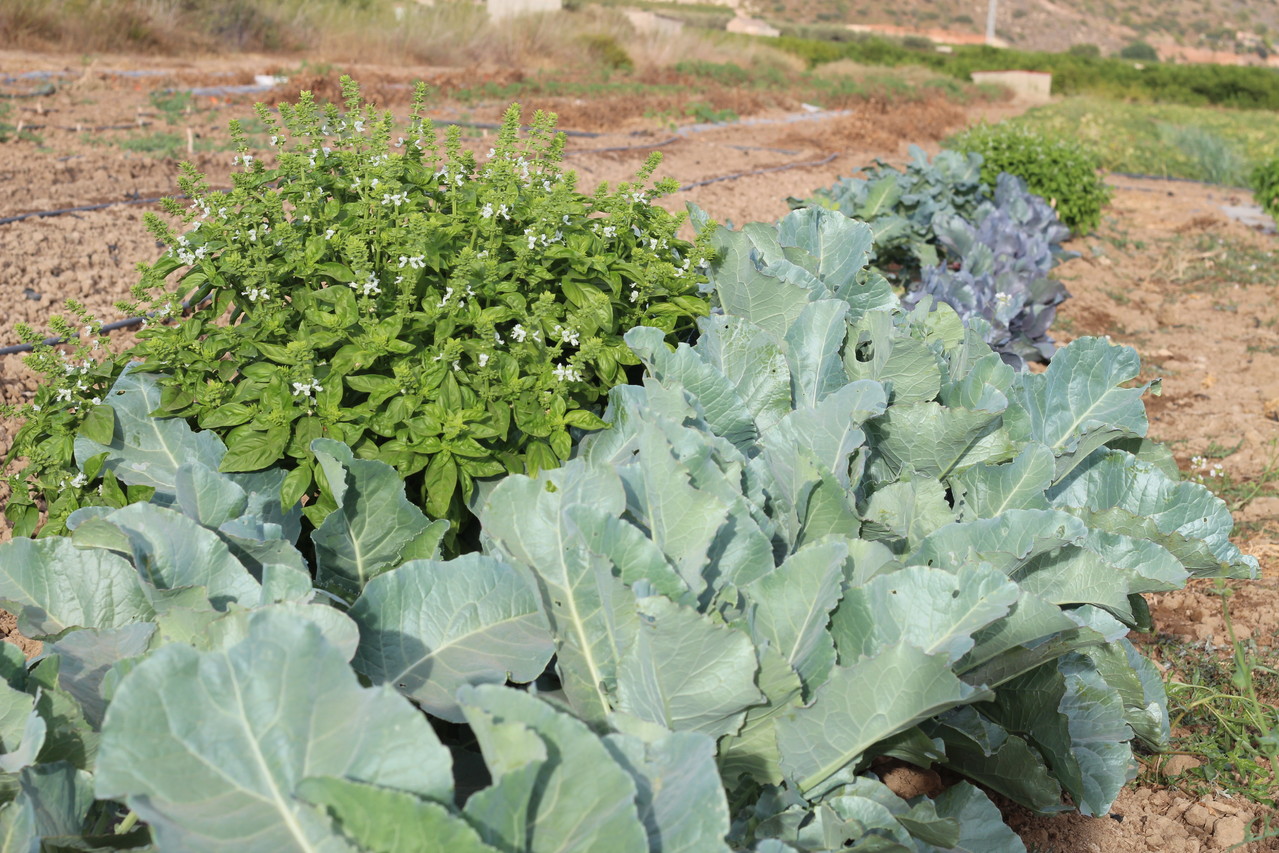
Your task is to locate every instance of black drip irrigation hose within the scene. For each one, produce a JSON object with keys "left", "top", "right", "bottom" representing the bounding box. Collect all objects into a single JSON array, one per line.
[
  {"left": 0, "top": 84, "right": 57, "bottom": 99},
  {"left": 1, "top": 316, "right": 145, "bottom": 357},
  {"left": 0, "top": 194, "right": 181, "bottom": 227},
  {"left": 677, "top": 152, "right": 840, "bottom": 192},
  {"left": 565, "top": 136, "right": 681, "bottom": 156},
  {"left": 6, "top": 121, "right": 156, "bottom": 132},
  {"left": 0, "top": 293, "right": 215, "bottom": 357},
  {"left": 1107, "top": 171, "right": 1255, "bottom": 193}
]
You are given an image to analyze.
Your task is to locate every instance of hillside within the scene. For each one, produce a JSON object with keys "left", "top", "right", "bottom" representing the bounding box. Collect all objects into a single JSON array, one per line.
[{"left": 720, "top": 0, "right": 1279, "bottom": 59}]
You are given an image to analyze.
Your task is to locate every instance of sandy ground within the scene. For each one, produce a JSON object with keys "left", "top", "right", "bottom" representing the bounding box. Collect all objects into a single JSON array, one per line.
[{"left": 0, "top": 53, "right": 1276, "bottom": 851}]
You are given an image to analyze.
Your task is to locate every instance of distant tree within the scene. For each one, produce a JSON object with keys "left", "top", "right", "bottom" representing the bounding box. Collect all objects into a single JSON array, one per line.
[
  {"left": 1118, "top": 40, "right": 1159, "bottom": 61},
  {"left": 1068, "top": 43, "right": 1101, "bottom": 57}
]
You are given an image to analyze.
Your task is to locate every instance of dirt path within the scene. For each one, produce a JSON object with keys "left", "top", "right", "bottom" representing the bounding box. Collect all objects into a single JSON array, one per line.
[{"left": 1, "top": 54, "right": 1276, "bottom": 851}]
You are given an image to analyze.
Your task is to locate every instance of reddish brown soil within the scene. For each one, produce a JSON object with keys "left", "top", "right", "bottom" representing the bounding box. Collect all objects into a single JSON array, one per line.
[{"left": 0, "top": 53, "right": 1276, "bottom": 850}]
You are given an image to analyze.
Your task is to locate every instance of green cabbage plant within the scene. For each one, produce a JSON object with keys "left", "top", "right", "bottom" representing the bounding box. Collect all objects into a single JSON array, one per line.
[{"left": 0, "top": 184, "right": 1256, "bottom": 853}]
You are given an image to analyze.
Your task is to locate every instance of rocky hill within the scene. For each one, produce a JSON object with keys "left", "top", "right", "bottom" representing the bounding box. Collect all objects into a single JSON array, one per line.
[{"left": 724, "top": 0, "right": 1279, "bottom": 58}]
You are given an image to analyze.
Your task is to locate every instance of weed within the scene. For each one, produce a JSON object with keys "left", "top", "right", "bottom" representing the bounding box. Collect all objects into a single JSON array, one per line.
[
  {"left": 1204, "top": 438, "right": 1245, "bottom": 460},
  {"left": 1143, "top": 580, "right": 1279, "bottom": 809},
  {"left": 1187, "top": 440, "right": 1279, "bottom": 513},
  {"left": 148, "top": 89, "right": 195, "bottom": 126},
  {"left": 684, "top": 102, "right": 738, "bottom": 123},
  {"left": 0, "top": 101, "right": 42, "bottom": 144}
]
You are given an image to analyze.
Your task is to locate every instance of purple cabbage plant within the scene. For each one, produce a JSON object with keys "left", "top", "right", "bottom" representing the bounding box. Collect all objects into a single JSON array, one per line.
[{"left": 905, "top": 173, "right": 1076, "bottom": 368}]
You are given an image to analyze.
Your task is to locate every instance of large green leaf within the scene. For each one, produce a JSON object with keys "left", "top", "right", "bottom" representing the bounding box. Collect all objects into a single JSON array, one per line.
[
  {"left": 868, "top": 401, "right": 1013, "bottom": 480},
  {"left": 844, "top": 310, "right": 942, "bottom": 405},
  {"left": 1049, "top": 448, "right": 1258, "bottom": 578},
  {"left": 693, "top": 314, "right": 793, "bottom": 435},
  {"left": 745, "top": 541, "right": 846, "bottom": 693},
  {"left": 777, "top": 642, "right": 989, "bottom": 796},
  {"left": 831, "top": 563, "right": 1019, "bottom": 665},
  {"left": 616, "top": 595, "right": 764, "bottom": 738},
  {"left": 174, "top": 460, "right": 248, "bottom": 528},
  {"left": 625, "top": 326, "right": 758, "bottom": 452},
  {"left": 478, "top": 463, "right": 637, "bottom": 724},
  {"left": 715, "top": 644, "right": 804, "bottom": 787},
  {"left": 859, "top": 478, "right": 955, "bottom": 553},
  {"left": 1009, "top": 338, "right": 1152, "bottom": 479},
  {"left": 950, "top": 444, "right": 1055, "bottom": 519},
  {"left": 926, "top": 710, "right": 1065, "bottom": 814},
  {"left": 604, "top": 730, "right": 734, "bottom": 853},
  {"left": 46, "top": 624, "right": 156, "bottom": 729},
  {"left": 0, "top": 538, "right": 154, "bottom": 639},
  {"left": 298, "top": 778, "right": 498, "bottom": 853},
  {"left": 73, "top": 367, "right": 226, "bottom": 494},
  {"left": 460, "top": 685, "right": 648, "bottom": 853},
  {"left": 310, "top": 439, "right": 447, "bottom": 598},
  {"left": 775, "top": 206, "right": 875, "bottom": 297},
  {"left": 73, "top": 503, "right": 261, "bottom": 610},
  {"left": 0, "top": 763, "right": 96, "bottom": 853},
  {"left": 980, "top": 655, "right": 1134, "bottom": 817},
  {"left": 0, "top": 682, "right": 34, "bottom": 760},
  {"left": 930, "top": 782, "right": 1028, "bottom": 853},
  {"left": 350, "top": 555, "right": 554, "bottom": 723},
  {"left": 96, "top": 610, "right": 454, "bottom": 853},
  {"left": 783, "top": 299, "right": 850, "bottom": 409},
  {"left": 908, "top": 509, "right": 1086, "bottom": 575},
  {"left": 614, "top": 427, "right": 730, "bottom": 598},
  {"left": 708, "top": 221, "right": 815, "bottom": 340}
]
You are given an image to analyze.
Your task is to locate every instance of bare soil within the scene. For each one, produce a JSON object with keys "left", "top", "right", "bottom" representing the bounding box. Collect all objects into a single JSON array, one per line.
[{"left": 1, "top": 53, "right": 1276, "bottom": 851}]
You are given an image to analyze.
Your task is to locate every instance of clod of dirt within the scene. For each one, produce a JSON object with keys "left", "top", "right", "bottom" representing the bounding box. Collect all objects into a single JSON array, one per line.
[
  {"left": 1161, "top": 754, "right": 1204, "bottom": 776},
  {"left": 1213, "top": 816, "right": 1247, "bottom": 849},
  {"left": 877, "top": 763, "right": 944, "bottom": 799}
]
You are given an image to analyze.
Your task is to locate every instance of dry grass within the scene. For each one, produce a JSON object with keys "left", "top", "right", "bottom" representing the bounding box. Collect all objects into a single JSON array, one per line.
[
  {"left": 0, "top": 0, "right": 815, "bottom": 77},
  {"left": 0, "top": 0, "right": 761, "bottom": 74},
  {"left": 628, "top": 29, "right": 807, "bottom": 74},
  {"left": 811, "top": 58, "right": 966, "bottom": 87}
]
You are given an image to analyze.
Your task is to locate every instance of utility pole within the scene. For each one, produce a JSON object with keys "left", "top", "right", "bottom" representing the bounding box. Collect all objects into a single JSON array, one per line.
[{"left": 986, "top": 0, "right": 998, "bottom": 45}]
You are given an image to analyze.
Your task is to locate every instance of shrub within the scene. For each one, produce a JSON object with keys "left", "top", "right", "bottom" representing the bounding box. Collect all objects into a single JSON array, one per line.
[
  {"left": 1252, "top": 156, "right": 1279, "bottom": 219},
  {"left": 1119, "top": 39, "right": 1160, "bottom": 61},
  {"left": 1, "top": 77, "right": 712, "bottom": 541},
  {"left": 579, "top": 32, "right": 634, "bottom": 71},
  {"left": 946, "top": 121, "right": 1113, "bottom": 233}
]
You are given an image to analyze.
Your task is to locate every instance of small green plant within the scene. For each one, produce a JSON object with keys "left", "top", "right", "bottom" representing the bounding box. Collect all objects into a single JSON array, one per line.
[
  {"left": 0, "top": 100, "right": 41, "bottom": 144},
  {"left": 1148, "top": 581, "right": 1279, "bottom": 809},
  {"left": 946, "top": 121, "right": 1113, "bottom": 233},
  {"left": 683, "top": 101, "right": 739, "bottom": 124},
  {"left": 2, "top": 77, "right": 713, "bottom": 543},
  {"left": 1187, "top": 440, "right": 1279, "bottom": 513},
  {"left": 148, "top": 88, "right": 195, "bottom": 125},
  {"left": 1253, "top": 156, "right": 1279, "bottom": 220}
]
